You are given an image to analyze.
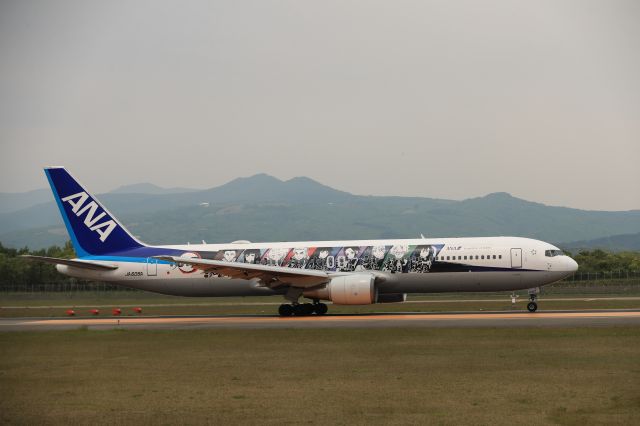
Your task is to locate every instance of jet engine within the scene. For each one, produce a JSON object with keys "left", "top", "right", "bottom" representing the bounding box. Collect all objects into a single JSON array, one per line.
[{"left": 303, "top": 274, "right": 376, "bottom": 305}]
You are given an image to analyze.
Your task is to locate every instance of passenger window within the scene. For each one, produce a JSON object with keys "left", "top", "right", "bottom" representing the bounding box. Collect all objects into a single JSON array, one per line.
[
  {"left": 446, "top": 256, "right": 450, "bottom": 260},
  {"left": 499, "top": 255, "right": 502, "bottom": 259},
  {"left": 464, "top": 256, "right": 467, "bottom": 260},
  {"left": 475, "top": 255, "right": 479, "bottom": 260},
  {"left": 493, "top": 255, "right": 496, "bottom": 259},
  {"left": 481, "top": 255, "right": 484, "bottom": 259}
]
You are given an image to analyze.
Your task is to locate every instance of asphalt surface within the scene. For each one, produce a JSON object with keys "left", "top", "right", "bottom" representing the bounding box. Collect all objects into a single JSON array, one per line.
[
  {"left": 1, "top": 309, "right": 640, "bottom": 330},
  {"left": 3, "top": 296, "right": 640, "bottom": 309}
]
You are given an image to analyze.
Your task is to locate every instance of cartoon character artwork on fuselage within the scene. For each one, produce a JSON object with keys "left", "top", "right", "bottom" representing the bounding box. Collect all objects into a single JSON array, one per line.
[{"left": 165, "top": 244, "right": 442, "bottom": 273}]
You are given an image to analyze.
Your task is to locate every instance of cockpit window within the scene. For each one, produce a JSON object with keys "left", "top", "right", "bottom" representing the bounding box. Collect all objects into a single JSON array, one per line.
[{"left": 545, "top": 249, "right": 564, "bottom": 257}]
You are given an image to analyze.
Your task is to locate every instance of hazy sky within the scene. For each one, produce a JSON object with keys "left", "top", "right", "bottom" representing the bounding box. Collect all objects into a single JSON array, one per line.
[{"left": 1, "top": 0, "right": 639, "bottom": 210}]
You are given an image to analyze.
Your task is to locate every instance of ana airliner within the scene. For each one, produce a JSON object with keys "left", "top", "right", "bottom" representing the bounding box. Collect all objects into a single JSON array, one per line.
[{"left": 23, "top": 167, "right": 578, "bottom": 315}]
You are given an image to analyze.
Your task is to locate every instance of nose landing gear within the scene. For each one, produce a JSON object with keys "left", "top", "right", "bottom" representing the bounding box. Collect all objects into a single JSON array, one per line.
[{"left": 526, "top": 288, "right": 539, "bottom": 312}]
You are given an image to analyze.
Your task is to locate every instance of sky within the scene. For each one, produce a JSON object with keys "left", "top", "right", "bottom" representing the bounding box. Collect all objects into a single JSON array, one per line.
[{"left": 1, "top": 0, "right": 639, "bottom": 211}]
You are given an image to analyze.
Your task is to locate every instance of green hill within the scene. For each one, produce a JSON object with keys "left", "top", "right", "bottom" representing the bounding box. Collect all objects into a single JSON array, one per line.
[
  {"left": 561, "top": 233, "right": 640, "bottom": 252},
  {"left": 0, "top": 174, "right": 638, "bottom": 249}
]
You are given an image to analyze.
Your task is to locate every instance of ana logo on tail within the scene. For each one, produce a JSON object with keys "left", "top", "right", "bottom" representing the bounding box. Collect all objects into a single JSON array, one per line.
[{"left": 61, "top": 192, "right": 117, "bottom": 242}]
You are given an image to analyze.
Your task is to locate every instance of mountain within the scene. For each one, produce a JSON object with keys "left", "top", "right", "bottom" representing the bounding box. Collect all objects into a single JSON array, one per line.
[
  {"left": 0, "top": 174, "right": 638, "bottom": 249},
  {"left": 189, "top": 174, "right": 354, "bottom": 204},
  {"left": 560, "top": 232, "right": 640, "bottom": 253},
  {"left": 0, "top": 189, "right": 52, "bottom": 214},
  {"left": 0, "top": 174, "right": 364, "bottom": 236}
]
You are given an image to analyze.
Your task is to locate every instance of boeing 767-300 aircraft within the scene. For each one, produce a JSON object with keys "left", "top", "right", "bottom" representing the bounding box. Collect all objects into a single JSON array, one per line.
[{"left": 23, "top": 167, "right": 578, "bottom": 316}]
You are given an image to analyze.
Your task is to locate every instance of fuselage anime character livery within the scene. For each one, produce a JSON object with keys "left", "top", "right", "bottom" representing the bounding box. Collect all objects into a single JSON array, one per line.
[{"left": 24, "top": 167, "right": 578, "bottom": 316}]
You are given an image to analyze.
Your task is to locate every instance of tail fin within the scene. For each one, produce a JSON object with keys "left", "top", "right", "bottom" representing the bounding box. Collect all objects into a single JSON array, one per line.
[{"left": 45, "top": 167, "right": 144, "bottom": 257}]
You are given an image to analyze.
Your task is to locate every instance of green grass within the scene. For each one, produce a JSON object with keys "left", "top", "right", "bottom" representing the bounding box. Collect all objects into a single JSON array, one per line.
[{"left": 1, "top": 327, "right": 639, "bottom": 425}]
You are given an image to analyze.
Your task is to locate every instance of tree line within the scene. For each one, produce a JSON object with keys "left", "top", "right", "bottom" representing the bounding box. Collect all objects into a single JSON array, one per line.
[
  {"left": 0, "top": 241, "right": 75, "bottom": 287},
  {"left": 0, "top": 241, "right": 639, "bottom": 289},
  {"left": 568, "top": 249, "right": 640, "bottom": 273}
]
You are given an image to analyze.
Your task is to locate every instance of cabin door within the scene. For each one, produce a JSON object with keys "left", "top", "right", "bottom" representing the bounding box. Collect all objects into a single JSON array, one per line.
[
  {"left": 147, "top": 258, "right": 158, "bottom": 276},
  {"left": 510, "top": 248, "right": 522, "bottom": 268}
]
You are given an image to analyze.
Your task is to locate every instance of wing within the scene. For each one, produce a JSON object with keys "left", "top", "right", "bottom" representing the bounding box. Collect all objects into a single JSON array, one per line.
[
  {"left": 21, "top": 255, "right": 119, "bottom": 271},
  {"left": 154, "top": 256, "right": 331, "bottom": 288}
]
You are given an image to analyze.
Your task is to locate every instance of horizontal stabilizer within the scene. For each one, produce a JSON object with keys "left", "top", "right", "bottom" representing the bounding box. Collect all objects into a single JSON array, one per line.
[{"left": 20, "top": 255, "right": 118, "bottom": 271}]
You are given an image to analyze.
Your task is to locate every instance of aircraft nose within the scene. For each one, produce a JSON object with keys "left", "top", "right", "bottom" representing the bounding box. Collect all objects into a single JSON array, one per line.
[{"left": 566, "top": 257, "right": 578, "bottom": 272}]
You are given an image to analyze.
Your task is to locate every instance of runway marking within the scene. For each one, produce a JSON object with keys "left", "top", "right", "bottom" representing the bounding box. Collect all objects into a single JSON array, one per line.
[{"left": 6, "top": 310, "right": 640, "bottom": 327}]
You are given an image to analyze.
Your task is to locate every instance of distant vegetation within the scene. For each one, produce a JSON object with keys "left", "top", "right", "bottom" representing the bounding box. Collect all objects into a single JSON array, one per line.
[
  {"left": 0, "top": 241, "right": 638, "bottom": 292},
  {"left": 0, "top": 241, "right": 75, "bottom": 288},
  {"left": 569, "top": 249, "right": 640, "bottom": 273}
]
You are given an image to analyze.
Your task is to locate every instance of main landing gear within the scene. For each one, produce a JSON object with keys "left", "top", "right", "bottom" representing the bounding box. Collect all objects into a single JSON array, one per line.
[
  {"left": 527, "top": 288, "right": 539, "bottom": 312},
  {"left": 278, "top": 302, "right": 328, "bottom": 317}
]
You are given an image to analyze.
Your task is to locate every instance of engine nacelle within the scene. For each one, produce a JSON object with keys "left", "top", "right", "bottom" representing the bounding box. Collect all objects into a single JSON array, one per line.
[
  {"left": 303, "top": 274, "right": 376, "bottom": 305},
  {"left": 376, "top": 293, "right": 407, "bottom": 303}
]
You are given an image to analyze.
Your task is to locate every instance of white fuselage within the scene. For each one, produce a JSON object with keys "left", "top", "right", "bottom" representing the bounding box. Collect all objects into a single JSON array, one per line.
[{"left": 57, "top": 236, "right": 578, "bottom": 298}]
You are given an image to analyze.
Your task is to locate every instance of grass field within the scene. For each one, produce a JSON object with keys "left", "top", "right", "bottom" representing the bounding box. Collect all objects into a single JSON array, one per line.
[
  {"left": 1, "top": 327, "right": 639, "bottom": 425},
  {"left": 1, "top": 291, "right": 640, "bottom": 318}
]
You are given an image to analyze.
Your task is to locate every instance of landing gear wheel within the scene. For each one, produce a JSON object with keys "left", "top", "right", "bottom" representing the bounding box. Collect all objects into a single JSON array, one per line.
[
  {"left": 304, "top": 303, "right": 315, "bottom": 315},
  {"left": 293, "top": 304, "right": 313, "bottom": 316},
  {"left": 527, "top": 302, "right": 538, "bottom": 312},
  {"left": 278, "top": 304, "right": 294, "bottom": 317},
  {"left": 314, "top": 303, "right": 328, "bottom": 315}
]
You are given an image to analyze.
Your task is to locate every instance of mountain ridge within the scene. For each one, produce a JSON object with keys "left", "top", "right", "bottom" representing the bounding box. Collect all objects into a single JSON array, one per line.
[
  {"left": 561, "top": 232, "right": 640, "bottom": 253},
  {"left": 1, "top": 174, "right": 638, "bottom": 249}
]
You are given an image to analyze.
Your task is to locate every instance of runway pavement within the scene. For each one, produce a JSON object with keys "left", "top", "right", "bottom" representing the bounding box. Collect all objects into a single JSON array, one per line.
[
  {"left": 1, "top": 309, "right": 640, "bottom": 331},
  {"left": 3, "top": 296, "right": 639, "bottom": 309}
]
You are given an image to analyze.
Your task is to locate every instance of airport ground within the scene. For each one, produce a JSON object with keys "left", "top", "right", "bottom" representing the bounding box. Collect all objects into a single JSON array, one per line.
[
  {"left": 1, "top": 286, "right": 640, "bottom": 424},
  {"left": 1, "top": 327, "right": 639, "bottom": 425}
]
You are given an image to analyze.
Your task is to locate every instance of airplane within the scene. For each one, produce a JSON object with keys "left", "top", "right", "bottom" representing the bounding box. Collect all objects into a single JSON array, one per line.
[{"left": 23, "top": 167, "right": 578, "bottom": 316}]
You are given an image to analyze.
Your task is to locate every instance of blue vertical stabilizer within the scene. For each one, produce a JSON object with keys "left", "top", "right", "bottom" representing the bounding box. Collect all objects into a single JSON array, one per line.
[{"left": 45, "top": 167, "right": 145, "bottom": 257}]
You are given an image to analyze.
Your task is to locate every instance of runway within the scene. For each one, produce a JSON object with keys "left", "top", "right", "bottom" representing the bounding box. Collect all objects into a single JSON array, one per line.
[
  {"left": 3, "top": 296, "right": 639, "bottom": 310},
  {"left": 2, "top": 309, "right": 640, "bottom": 330}
]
